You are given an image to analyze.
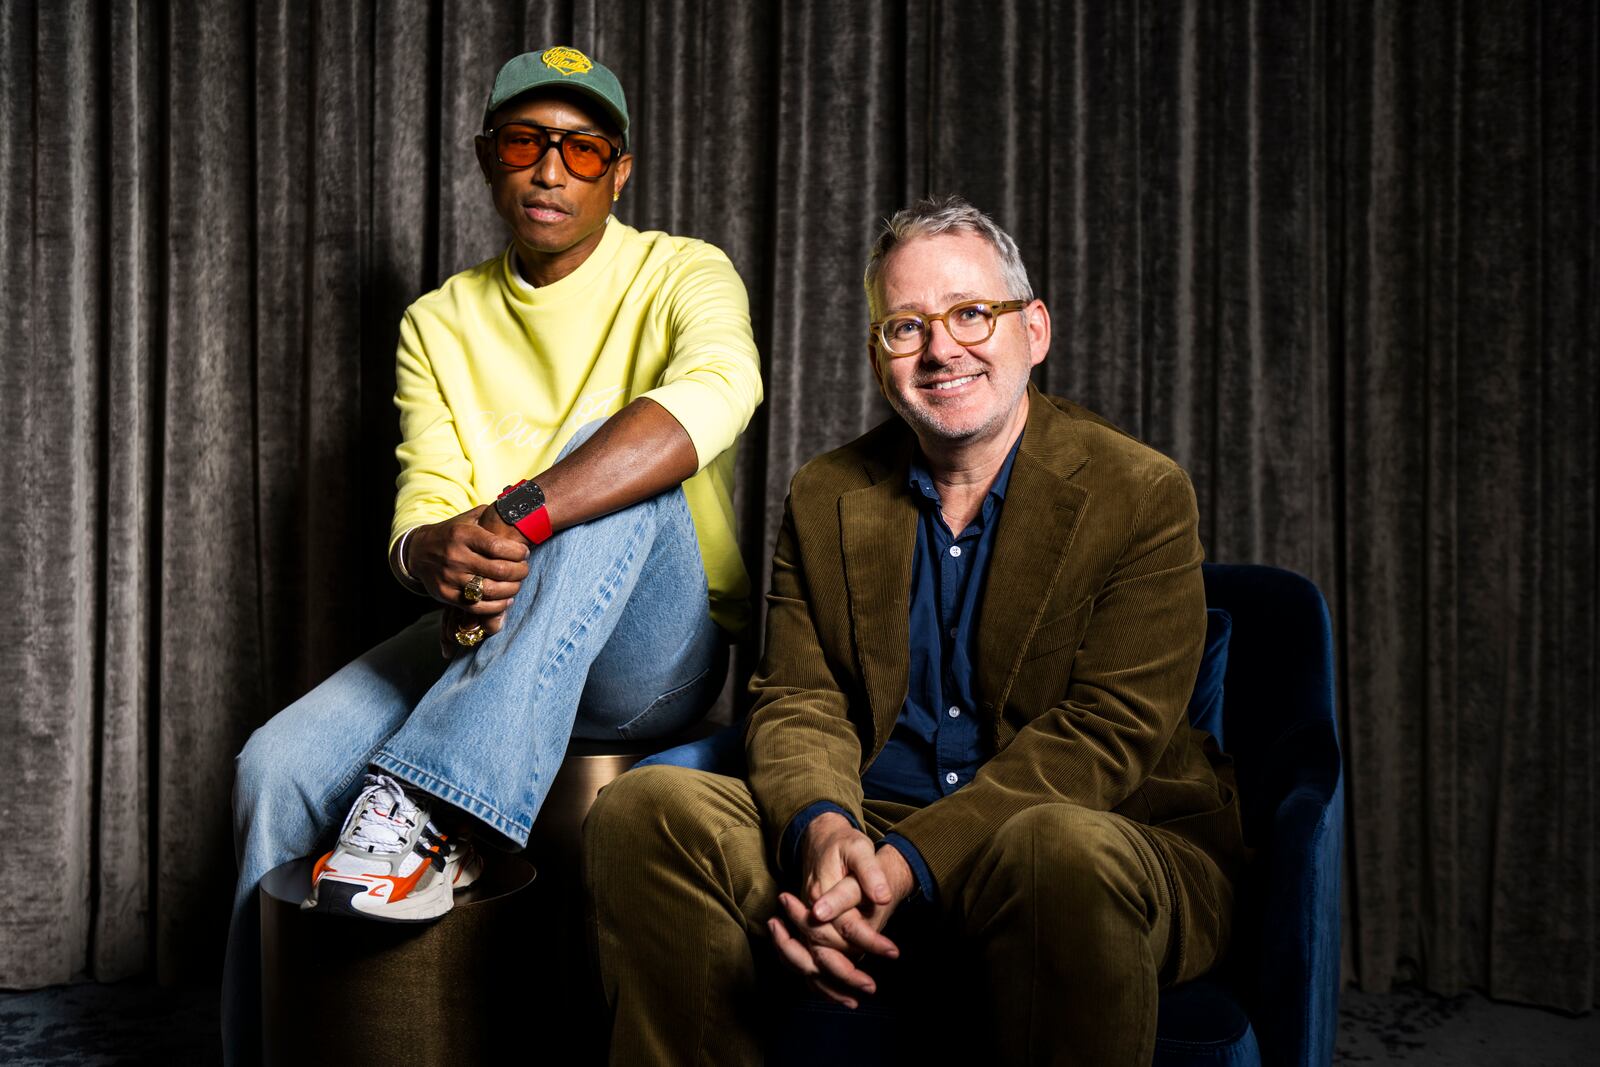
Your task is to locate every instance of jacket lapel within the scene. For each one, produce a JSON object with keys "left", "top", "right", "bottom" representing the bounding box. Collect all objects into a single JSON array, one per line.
[
  {"left": 839, "top": 444, "right": 918, "bottom": 755},
  {"left": 976, "top": 390, "right": 1092, "bottom": 715}
]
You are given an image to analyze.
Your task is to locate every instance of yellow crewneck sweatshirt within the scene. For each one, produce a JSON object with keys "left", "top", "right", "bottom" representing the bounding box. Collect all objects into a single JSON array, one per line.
[{"left": 390, "top": 217, "right": 763, "bottom": 633}]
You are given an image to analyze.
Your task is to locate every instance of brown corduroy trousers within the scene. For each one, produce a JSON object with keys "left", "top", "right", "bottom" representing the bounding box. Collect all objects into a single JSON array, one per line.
[{"left": 584, "top": 765, "right": 1231, "bottom": 1066}]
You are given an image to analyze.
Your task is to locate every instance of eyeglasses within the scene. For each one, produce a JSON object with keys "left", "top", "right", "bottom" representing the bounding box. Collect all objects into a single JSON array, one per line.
[
  {"left": 485, "top": 121, "right": 621, "bottom": 181},
  {"left": 869, "top": 299, "right": 1029, "bottom": 357}
]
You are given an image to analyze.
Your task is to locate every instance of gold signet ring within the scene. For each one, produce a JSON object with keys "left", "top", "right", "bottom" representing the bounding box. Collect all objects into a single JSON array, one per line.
[
  {"left": 462, "top": 575, "right": 485, "bottom": 603},
  {"left": 454, "top": 624, "right": 487, "bottom": 648}
]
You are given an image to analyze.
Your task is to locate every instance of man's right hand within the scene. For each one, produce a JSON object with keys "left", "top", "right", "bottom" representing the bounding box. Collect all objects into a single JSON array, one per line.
[
  {"left": 406, "top": 506, "right": 531, "bottom": 620},
  {"left": 799, "top": 812, "right": 896, "bottom": 914},
  {"left": 767, "top": 811, "right": 909, "bottom": 1009}
]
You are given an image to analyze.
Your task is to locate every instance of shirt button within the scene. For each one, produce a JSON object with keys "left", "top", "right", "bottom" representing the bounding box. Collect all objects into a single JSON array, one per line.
[
  {"left": 948, "top": 706, "right": 961, "bottom": 718},
  {"left": 949, "top": 545, "right": 962, "bottom": 557},
  {"left": 945, "top": 771, "right": 959, "bottom": 785},
  {"left": 949, "top": 627, "right": 958, "bottom": 638}
]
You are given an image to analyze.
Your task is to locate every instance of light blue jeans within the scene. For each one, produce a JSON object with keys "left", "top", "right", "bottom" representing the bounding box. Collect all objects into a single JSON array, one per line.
[{"left": 222, "top": 425, "right": 725, "bottom": 1065}]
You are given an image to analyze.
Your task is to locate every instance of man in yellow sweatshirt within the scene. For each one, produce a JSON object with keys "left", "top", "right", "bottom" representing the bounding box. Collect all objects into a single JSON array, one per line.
[{"left": 222, "top": 47, "right": 761, "bottom": 1065}]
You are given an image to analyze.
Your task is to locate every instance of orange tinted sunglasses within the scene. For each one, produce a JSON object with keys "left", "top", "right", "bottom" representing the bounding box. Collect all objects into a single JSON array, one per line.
[{"left": 486, "top": 121, "right": 620, "bottom": 181}]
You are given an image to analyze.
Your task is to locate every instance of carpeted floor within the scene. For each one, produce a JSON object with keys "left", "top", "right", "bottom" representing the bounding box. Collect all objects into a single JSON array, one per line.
[
  {"left": 0, "top": 980, "right": 1594, "bottom": 1064},
  {"left": 0, "top": 981, "right": 219, "bottom": 1066},
  {"left": 1334, "top": 986, "right": 1597, "bottom": 1065}
]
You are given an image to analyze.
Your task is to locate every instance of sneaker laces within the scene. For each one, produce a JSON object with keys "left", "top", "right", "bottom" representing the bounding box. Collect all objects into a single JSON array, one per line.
[{"left": 339, "top": 773, "right": 444, "bottom": 855}]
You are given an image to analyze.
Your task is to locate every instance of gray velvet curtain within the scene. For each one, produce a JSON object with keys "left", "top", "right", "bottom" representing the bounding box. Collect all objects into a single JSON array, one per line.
[{"left": 1, "top": 0, "right": 1594, "bottom": 1015}]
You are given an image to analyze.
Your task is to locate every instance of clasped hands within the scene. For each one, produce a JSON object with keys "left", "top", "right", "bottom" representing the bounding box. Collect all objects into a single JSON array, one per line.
[
  {"left": 405, "top": 505, "right": 531, "bottom": 657},
  {"left": 768, "top": 811, "right": 916, "bottom": 1010}
]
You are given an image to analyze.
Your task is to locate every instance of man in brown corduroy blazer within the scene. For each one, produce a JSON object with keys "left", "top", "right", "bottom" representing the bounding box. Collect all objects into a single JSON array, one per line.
[{"left": 586, "top": 195, "right": 1245, "bottom": 1065}]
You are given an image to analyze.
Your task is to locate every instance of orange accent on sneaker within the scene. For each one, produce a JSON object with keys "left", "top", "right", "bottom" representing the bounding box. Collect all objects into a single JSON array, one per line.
[
  {"left": 371, "top": 839, "right": 446, "bottom": 902},
  {"left": 312, "top": 843, "right": 442, "bottom": 905}
]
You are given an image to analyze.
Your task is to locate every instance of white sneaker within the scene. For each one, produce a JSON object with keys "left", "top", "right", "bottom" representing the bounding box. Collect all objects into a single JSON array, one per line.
[{"left": 302, "top": 773, "right": 482, "bottom": 922}]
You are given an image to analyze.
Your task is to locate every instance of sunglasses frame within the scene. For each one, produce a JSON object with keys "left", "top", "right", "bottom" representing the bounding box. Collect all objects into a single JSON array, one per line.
[
  {"left": 869, "top": 299, "right": 1031, "bottom": 358},
  {"left": 484, "top": 120, "right": 622, "bottom": 182}
]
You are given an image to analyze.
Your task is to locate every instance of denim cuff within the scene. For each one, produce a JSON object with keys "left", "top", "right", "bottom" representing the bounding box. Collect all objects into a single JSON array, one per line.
[{"left": 879, "top": 832, "right": 937, "bottom": 905}]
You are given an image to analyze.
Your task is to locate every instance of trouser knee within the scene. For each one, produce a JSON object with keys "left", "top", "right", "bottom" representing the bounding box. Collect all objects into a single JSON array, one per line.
[
  {"left": 988, "top": 805, "right": 1154, "bottom": 896},
  {"left": 586, "top": 766, "right": 723, "bottom": 879},
  {"left": 966, "top": 805, "right": 1168, "bottom": 962},
  {"left": 586, "top": 766, "right": 659, "bottom": 872},
  {"left": 585, "top": 765, "right": 768, "bottom": 919}
]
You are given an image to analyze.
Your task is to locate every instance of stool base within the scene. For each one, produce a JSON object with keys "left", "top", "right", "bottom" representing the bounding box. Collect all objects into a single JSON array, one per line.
[{"left": 259, "top": 855, "right": 536, "bottom": 1066}]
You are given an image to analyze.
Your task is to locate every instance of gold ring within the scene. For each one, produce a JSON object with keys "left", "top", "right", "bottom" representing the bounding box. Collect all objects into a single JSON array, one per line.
[
  {"left": 462, "top": 575, "right": 485, "bottom": 603},
  {"left": 454, "top": 624, "right": 486, "bottom": 648}
]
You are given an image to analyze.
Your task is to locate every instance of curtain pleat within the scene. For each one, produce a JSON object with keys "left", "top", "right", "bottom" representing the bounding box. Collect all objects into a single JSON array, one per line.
[
  {"left": 154, "top": 0, "right": 259, "bottom": 984},
  {"left": 4, "top": 0, "right": 96, "bottom": 988},
  {"left": 0, "top": 0, "right": 1595, "bottom": 1014},
  {"left": 92, "top": 0, "right": 160, "bottom": 983}
]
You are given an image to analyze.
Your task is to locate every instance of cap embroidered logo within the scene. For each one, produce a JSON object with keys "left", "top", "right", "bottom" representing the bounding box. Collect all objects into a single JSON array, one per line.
[{"left": 541, "top": 46, "right": 593, "bottom": 76}]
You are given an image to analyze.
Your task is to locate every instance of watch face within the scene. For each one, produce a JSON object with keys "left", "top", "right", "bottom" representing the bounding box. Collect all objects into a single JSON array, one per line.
[{"left": 496, "top": 481, "right": 546, "bottom": 524}]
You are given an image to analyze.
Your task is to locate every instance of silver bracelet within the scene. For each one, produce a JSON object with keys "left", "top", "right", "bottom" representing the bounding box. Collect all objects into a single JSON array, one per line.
[{"left": 394, "top": 526, "right": 425, "bottom": 590}]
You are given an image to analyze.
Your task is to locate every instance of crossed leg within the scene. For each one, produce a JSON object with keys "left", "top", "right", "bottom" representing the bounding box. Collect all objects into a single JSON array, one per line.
[{"left": 224, "top": 425, "right": 724, "bottom": 1064}]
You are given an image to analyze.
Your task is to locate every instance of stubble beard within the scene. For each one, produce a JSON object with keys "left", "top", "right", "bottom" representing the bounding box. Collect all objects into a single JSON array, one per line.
[{"left": 886, "top": 366, "right": 1031, "bottom": 446}]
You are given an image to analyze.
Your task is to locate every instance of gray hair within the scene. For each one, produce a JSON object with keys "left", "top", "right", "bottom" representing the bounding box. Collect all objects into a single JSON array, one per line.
[{"left": 862, "top": 194, "right": 1034, "bottom": 318}]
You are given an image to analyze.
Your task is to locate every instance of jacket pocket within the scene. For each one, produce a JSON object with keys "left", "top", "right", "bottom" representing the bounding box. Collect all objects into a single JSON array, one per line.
[{"left": 1021, "top": 596, "right": 1093, "bottom": 662}]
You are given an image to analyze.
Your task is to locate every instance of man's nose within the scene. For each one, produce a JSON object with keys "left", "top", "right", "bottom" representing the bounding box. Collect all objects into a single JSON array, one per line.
[
  {"left": 533, "top": 143, "right": 566, "bottom": 185},
  {"left": 923, "top": 318, "right": 965, "bottom": 363}
]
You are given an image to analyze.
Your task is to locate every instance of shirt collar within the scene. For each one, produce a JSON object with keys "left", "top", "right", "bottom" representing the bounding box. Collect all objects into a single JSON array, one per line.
[{"left": 906, "top": 431, "right": 1024, "bottom": 516}]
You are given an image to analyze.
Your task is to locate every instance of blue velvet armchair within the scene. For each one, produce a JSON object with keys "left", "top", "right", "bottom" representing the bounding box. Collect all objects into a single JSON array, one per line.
[{"left": 636, "top": 562, "right": 1344, "bottom": 1066}]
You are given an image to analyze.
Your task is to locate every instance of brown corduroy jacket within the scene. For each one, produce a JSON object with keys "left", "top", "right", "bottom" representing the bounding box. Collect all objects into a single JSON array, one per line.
[{"left": 745, "top": 386, "right": 1245, "bottom": 921}]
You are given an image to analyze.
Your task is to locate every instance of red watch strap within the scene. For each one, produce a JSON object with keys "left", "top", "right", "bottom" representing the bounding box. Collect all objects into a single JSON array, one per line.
[
  {"left": 498, "top": 481, "right": 553, "bottom": 544},
  {"left": 515, "top": 506, "right": 553, "bottom": 545}
]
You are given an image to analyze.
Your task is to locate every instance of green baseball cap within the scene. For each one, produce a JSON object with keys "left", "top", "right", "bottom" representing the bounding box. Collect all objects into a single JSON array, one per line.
[{"left": 484, "top": 46, "right": 631, "bottom": 150}]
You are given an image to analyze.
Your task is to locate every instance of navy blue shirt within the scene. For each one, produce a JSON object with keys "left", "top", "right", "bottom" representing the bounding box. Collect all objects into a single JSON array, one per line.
[{"left": 783, "top": 436, "right": 1021, "bottom": 903}]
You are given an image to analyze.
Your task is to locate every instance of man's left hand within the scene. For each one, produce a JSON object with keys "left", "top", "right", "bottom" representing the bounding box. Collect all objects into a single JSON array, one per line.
[
  {"left": 767, "top": 842, "right": 916, "bottom": 1009},
  {"left": 425, "top": 507, "right": 533, "bottom": 658}
]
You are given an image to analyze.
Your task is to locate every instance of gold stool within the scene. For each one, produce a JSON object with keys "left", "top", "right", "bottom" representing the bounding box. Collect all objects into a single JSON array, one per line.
[
  {"left": 258, "top": 728, "right": 720, "bottom": 1065},
  {"left": 258, "top": 855, "right": 535, "bottom": 1066}
]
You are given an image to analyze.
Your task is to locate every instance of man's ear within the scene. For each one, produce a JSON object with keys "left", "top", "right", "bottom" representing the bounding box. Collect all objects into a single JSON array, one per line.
[
  {"left": 611, "top": 154, "right": 634, "bottom": 199},
  {"left": 475, "top": 134, "right": 495, "bottom": 185},
  {"left": 1023, "top": 298, "right": 1052, "bottom": 368}
]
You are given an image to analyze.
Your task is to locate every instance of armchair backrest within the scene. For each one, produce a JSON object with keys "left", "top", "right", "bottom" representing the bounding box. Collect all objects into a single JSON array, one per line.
[{"left": 1202, "top": 563, "right": 1344, "bottom": 1067}]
